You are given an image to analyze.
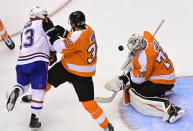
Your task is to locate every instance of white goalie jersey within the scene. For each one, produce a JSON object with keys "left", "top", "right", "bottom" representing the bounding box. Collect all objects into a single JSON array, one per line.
[{"left": 17, "top": 19, "right": 53, "bottom": 65}]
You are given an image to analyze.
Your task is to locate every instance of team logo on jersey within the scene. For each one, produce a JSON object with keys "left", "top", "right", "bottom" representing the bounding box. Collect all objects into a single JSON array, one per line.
[{"left": 63, "top": 38, "right": 73, "bottom": 48}]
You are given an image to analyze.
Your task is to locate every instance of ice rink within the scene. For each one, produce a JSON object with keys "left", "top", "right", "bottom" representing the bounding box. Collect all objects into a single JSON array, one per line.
[{"left": 0, "top": 0, "right": 193, "bottom": 131}]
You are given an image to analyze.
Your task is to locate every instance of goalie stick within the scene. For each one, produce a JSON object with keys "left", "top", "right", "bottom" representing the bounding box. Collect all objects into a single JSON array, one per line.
[
  {"left": 95, "top": 19, "right": 165, "bottom": 103},
  {"left": 153, "top": 19, "right": 165, "bottom": 36},
  {"left": 95, "top": 91, "right": 118, "bottom": 103},
  {"left": 95, "top": 53, "right": 134, "bottom": 103}
]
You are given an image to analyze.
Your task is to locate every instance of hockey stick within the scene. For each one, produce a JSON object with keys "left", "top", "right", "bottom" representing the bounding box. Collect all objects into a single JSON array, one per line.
[
  {"left": 95, "top": 91, "right": 118, "bottom": 103},
  {"left": 95, "top": 62, "right": 133, "bottom": 103},
  {"left": 153, "top": 19, "right": 165, "bottom": 36},
  {"left": 95, "top": 52, "right": 133, "bottom": 103},
  {"left": 95, "top": 20, "right": 165, "bottom": 103}
]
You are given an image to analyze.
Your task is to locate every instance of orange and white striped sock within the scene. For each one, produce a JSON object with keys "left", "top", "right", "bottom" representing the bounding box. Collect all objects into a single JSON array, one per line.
[{"left": 82, "top": 100, "right": 109, "bottom": 129}]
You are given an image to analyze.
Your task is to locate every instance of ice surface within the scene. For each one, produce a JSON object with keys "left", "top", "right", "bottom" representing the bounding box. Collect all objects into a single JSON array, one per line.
[{"left": 0, "top": 0, "right": 193, "bottom": 131}]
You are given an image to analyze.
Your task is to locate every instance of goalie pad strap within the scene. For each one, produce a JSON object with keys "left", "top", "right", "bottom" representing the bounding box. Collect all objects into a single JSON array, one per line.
[{"left": 123, "top": 88, "right": 130, "bottom": 105}]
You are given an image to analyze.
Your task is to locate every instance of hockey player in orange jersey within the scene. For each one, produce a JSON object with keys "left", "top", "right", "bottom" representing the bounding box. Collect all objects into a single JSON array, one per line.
[
  {"left": 37, "top": 11, "right": 114, "bottom": 131},
  {"left": 0, "top": 19, "right": 15, "bottom": 50},
  {"left": 105, "top": 31, "right": 185, "bottom": 123}
]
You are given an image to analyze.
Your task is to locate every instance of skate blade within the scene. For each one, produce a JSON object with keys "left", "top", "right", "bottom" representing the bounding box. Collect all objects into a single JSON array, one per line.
[
  {"left": 30, "top": 128, "right": 41, "bottom": 131},
  {"left": 6, "top": 93, "right": 17, "bottom": 111},
  {"left": 31, "top": 129, "right": 38, "bottom": 131},
  {"left": 7, "top": 103, "right": 14, "bottom": 112},
  {"left": 20, "top": 99, "right": 31, "bottom": 104},
  {"left": 169, "top": 110, "right": 185, "bottom": 123}
]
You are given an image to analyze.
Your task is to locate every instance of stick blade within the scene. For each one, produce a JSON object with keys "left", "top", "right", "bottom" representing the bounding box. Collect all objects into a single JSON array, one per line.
[
  {"left": 95, "top": 97, "right": 113, "bottom": 103},
  {"left": 95, "top": 91, "right": 118, "bottom": 103}
]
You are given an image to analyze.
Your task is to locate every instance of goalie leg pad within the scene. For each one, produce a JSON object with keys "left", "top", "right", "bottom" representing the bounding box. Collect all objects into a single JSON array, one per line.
[
  {"left": 129, "top": 88, "right": 184, "bottom": 123},
  {"left": 82, "top": 100, "right": 109, "bottom": 128},
  {"left": 129, "top": 88, "right": 171, "bottom": 117}
]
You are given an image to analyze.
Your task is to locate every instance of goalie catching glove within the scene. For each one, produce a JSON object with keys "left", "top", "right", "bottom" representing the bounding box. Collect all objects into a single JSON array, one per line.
[{"left": 105, "top": 73, "right": 131, "bottom": 92}]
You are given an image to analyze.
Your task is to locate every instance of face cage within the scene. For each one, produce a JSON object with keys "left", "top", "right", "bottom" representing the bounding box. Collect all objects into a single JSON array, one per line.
[{"left": 129, "top": 39, "right": 145, "bottom": 55}]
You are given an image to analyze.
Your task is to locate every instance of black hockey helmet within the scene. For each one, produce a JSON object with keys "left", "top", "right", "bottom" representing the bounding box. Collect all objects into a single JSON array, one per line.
[{"left": 69, "top": 11, "right": 85, "bottom": 27}]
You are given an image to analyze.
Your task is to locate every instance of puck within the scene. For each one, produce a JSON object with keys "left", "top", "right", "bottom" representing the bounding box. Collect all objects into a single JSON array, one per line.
[{"left": 118, "top": 45, "right": 124, "bottom": 51}]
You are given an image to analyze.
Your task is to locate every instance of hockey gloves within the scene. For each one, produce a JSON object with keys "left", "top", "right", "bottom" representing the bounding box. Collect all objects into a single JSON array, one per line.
[
  {"left": 55, "top": 25, "right": 69, "bottom": 38},
  {"left": 105, "top": 76, "right": 124, "bottom": 92},
  {"left": 105, "top": 74, "right": 131, "bottom": 92},
  {"left": 42, "top": 18, "right": 59, "bottom": 45},
  {"left": 49, "top": 51, "right": 57, "bottom": 66},
  {"left": 2, "top": 35, "right": 15, "bottom": 50}
]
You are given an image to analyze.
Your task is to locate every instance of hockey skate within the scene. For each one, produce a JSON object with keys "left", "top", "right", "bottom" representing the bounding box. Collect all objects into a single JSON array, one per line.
[
  {"left": 104, "top": 123, "right": 114, "bottom": 131},
  {"left": 166, "top": 106, "right": 185, "bottom": 123},
  {"left": 29, "top": 113, "right": 41, "bottom": 130},
  {"left": 21, "top": 94, "right": 32, "bottom": 103},
  {"left": 2, "top": 35, "right": 15, "bottom": 50},
  {"left": 6, "top": 88, "right": 19, "bottom": 111}
]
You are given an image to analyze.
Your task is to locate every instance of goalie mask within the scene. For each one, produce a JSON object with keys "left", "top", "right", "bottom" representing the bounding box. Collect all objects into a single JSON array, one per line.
[
  {"left": 29, "top": 5, "right": 48, "bottom": 19},
  {"left": 69, "top": 11, "right": 85, "bottom": 27},
  {"left": 127, "top": 34, "right": 146, "bottom": 54}
]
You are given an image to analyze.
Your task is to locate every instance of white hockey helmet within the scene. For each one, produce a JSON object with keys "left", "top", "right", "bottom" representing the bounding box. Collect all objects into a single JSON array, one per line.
[
  {"left": 127, "top": 34, "right": 145, "bottom": 53},
  {"left": 29, "top": 5, "right": 48, "bottom": 19}
]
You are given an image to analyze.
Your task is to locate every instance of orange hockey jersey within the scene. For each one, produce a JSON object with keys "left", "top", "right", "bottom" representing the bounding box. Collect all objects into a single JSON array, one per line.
[
  {"left": 53, "top": 24, "right": 97, "bottom": 77},
  {"left": 130, "top": 31, "right": 176, "bottom": 85},
  {"left": 0, "top": 19, "right": 8, "bottom": 39}
]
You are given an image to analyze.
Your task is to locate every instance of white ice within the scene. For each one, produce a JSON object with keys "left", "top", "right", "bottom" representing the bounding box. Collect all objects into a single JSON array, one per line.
[{"left": 0, "top": 0, "right": 193, "bottom": 131}]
